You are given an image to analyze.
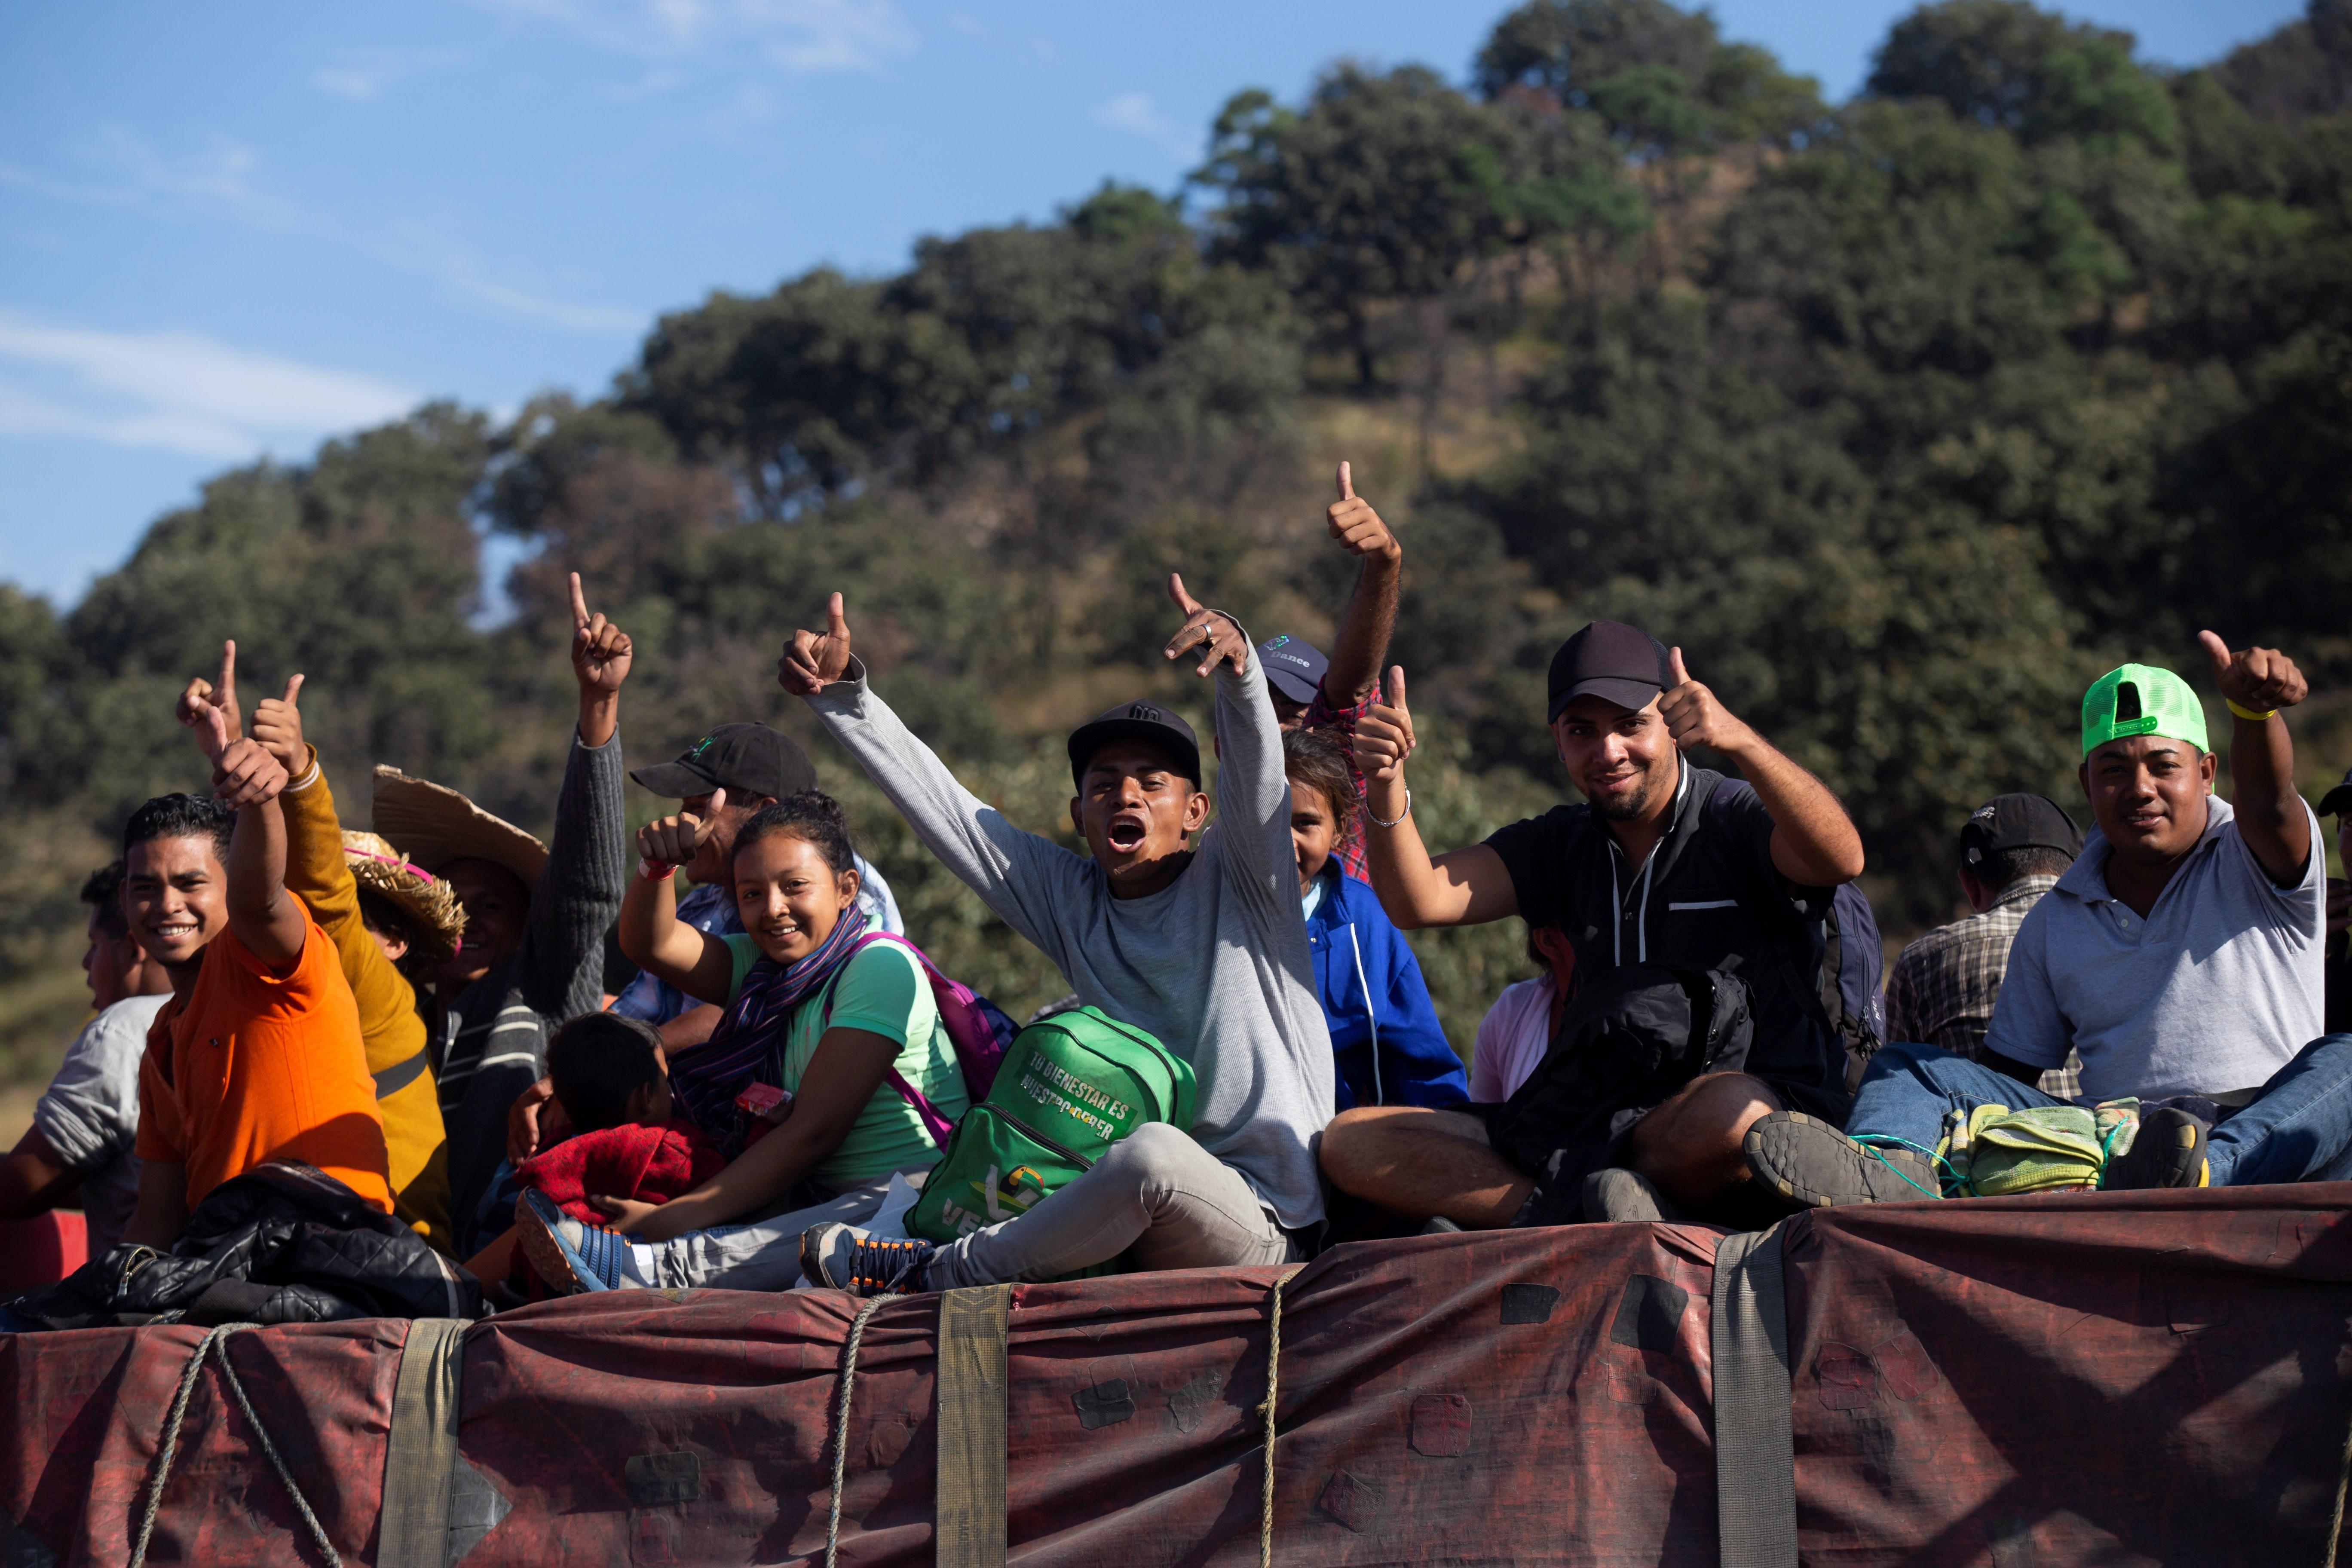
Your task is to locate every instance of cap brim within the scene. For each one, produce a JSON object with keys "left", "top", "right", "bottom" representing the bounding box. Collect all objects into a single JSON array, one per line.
[
  {"left": 1547, "top": 677, "right": 1662, "bottom": 723},
  {"left": 1068, "top": 720, "right": 1203, "bottom": 790},
  {"left": 628, "top": 760, "right": 719, "bottom": 798},
  {"left": 2322, "top": 785, "right": 2352, "bottom": 819},
  {"left": 1264, "top": 668, "right": 1321, "bottom": 705}
]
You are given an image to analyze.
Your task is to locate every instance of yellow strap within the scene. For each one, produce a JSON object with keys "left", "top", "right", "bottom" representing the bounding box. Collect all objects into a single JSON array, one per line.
[
  {"left": 2226, "top": 698, "right": 2277, "bottom": 722},
  {"left": 936, "top": 1285, "right": 1013, "bottom": 1568}
]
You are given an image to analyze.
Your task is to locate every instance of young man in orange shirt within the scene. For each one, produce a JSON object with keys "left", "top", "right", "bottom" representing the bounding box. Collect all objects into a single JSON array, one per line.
[{"left": 120, "top": 694, "right": 392, "bottom": 1247}]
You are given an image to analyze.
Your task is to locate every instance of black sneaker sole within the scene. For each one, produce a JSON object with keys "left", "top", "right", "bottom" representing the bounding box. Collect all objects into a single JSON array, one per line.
[
  {"left": 2102, "top": 1106, "right": 2211, "bottom": 1191},
  {"left": 1745, "top": 1111, "right": 1940, "bottom": 1208}
]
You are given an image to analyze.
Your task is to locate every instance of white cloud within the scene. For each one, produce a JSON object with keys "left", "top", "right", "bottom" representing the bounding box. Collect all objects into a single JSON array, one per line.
[
  {"left": 0, "top": 313, "right": 415, "bottom": 459},
  {"left": 469, "top": 0, "right": 916, "bottom": 71},
  {"left": 311, "top": 47, "right": 469, "bottom": 101},
  {"left": 1093, "top": 92, "right": 1191, "bottom": 156}
]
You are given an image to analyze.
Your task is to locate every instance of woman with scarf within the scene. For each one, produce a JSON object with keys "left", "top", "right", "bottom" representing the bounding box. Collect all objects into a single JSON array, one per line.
[{"left": 514, "top": 792, "right": 968, "bottom": 1295}]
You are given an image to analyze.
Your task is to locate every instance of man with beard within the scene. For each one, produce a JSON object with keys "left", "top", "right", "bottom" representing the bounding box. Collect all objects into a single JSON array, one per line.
[{"left": 1317, "top": 620, "right": 1867, "bottom": 1227}]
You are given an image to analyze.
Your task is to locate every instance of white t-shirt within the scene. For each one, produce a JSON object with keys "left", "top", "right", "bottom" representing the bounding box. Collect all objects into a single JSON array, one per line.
[
  {"left": 1471, "top": 975, "right": 1557, "bottom": 1103},
  {"left": 1988, "top": 795, "right": 2325, "bottom": 1099},
  {"left": 34, "top": 993, "right": 169, "bottom": 1256}
]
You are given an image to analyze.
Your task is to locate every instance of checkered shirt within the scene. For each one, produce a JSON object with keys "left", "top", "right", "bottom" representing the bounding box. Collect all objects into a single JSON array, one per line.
[{"left": 1883, "top": 875, "right": 2083, "bottom": 1099}]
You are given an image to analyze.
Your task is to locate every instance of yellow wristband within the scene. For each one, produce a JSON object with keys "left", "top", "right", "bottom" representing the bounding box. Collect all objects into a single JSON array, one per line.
[{"left": 2226, "top": 698, "right": 2277, "bottom": 722}]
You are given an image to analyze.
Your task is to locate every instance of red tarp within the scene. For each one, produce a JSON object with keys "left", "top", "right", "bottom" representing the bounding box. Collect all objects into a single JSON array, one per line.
[{"left": 6, "top": 1186, "right": 2352, "bottom": 1565}]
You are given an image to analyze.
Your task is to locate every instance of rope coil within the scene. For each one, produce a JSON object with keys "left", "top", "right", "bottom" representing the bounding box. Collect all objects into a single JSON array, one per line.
[
  {"left": 130, "top": 1322, "right": 343, "bottom": 1568},
  {"left": 824, "top": 1295, "right": 890, "bottom": 1568}
]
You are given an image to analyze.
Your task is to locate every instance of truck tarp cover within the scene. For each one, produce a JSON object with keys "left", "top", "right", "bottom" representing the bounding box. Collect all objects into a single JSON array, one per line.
[{"left": 5, "top": 1184, "right": 2350, "bottom": 1565}]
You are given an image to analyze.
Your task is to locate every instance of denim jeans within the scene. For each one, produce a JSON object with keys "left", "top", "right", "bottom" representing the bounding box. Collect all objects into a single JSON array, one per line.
[{"left": 1850, "top": 1035, "right": 2352, "bottom": 1187}]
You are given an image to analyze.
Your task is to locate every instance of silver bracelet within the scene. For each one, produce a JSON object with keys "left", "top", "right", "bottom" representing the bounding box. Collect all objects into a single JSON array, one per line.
[{"left": 1367, "top": 787, "right": 1412, "bottom": 829}]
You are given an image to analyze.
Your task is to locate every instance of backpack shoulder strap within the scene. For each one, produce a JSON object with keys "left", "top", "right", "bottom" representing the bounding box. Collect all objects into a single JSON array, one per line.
[{"left": 819, "top": 932, "right": 956, "bottom": 1151}]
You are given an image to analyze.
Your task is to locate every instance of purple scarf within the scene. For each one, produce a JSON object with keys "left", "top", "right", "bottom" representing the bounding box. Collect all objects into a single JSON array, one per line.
[{"left": 668, "top": 906, "right": 870, "bottom": 1154}]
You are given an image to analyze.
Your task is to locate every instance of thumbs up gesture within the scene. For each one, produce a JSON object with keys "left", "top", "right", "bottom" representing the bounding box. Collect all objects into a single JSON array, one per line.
[
  {"left": 175, "top": 640, "right": 243, "bottom": 744},
  {"left": 1657, "top": 647, "right": 1756, "bottom": 756},
  {"left": 2200, "top": 630, "right": 2306, "bottom": 715},
  {"left": 1353, "top": 666, "right": 1417, "bottom": 784},
  {"left": 1326, "top": 461, "right": 1399, "bottom": 561},
  {"left": 1162, "top": 574, "right": 1247, "bottom": 678},
  {"left": 199, "top": 704, "right": 290, "bottom": 809},
  {"left": 569, "top": 572, "right": 634, "bottom": 698},
  {"left": 639, "top": 789, "right": 725, "bottom": 867},
  {"left": 249, "top": 674, "right": 309, "bottom": 777},
  {"left": 778, "top": 593, "right": 854, "bottom": 696}
]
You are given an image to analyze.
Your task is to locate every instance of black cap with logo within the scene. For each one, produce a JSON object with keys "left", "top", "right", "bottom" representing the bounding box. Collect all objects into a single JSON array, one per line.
[
  {"left": 630, "top": 723, "right": 818, "bottom": 803},
  {"left": 1959, "top": 793, "right": 2084, "bottom": 868},
  {"left": 1547, "top": 620, "right": 1676, "bottom": 722},
  {"left": 1256, "top": 635, "right": 1330, "bottom": 706},
  {"left": 1066, "top": 701, "right": 1203, "bottom": 791}
]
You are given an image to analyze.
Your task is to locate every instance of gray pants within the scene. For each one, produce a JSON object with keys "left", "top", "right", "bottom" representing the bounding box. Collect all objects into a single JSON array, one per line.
[
  {"left": 636, "top": 1178, "right": 898, "bottom": 1291},
  {"left": 925, "top": 1123, "right": 1297, "bottom": 1289}
]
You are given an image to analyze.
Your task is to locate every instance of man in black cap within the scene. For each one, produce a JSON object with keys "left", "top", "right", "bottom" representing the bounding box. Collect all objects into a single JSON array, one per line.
[
  {"left": 2319, "top": 768, "right": 2352, "bottom": 1034},
  {"left": 1318, "top": 620, "right": 1867, "bottom": 1227},
  {"left": 611, "top": 722, "right": 901, "bottom": 1041},
  {"left": 1883, "top": 794, "right": 2086, "bottom": 1096},
  {"left": 1256, "top": 460, "right": 1402, "bottom": 880}
]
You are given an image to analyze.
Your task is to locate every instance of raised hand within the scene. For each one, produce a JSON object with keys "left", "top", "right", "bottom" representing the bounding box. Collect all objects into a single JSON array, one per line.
[
  {"left": 778, "top": 593, "right": 854, "bottom": 696},
  {"left": 175, "top": 640, "right": 242, "bottom": 743},
  {"left": 570, "top": 572, "right": 634, "bottom": 697},
  {"left": 2200, "top": 630, "right": 2307, "bottom": 714},
  {"left": 1353, "top": 667, "right": 1416, "bottom": 784},
  {"left": 249, "top": 674, "right": 308, "bottom": 776},
  {"left": 1326, "top": 461, "right": 1399, "bottom": 560},
  {"left": 203, "top": 707, "right": 290, "bottom": 809},
  {"left": 1658, "top": 647, "right": 1757, "bottom": 755},
  {"left": 640, "top": 788, "right": 724, "bottom": 866},
  {"left": 1162, "top": 573, "right": 1247, "bottom": 678}
]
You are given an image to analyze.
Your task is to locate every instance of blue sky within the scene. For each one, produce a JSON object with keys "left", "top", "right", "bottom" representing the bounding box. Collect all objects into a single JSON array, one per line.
[{"left": 0, "top": 0, "right": 2307, "bottom": 604}]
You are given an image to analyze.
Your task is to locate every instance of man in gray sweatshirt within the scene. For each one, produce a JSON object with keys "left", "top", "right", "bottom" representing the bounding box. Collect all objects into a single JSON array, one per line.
[{"left": 783, "top": 579, "right": 1335, "bottom": 1295}]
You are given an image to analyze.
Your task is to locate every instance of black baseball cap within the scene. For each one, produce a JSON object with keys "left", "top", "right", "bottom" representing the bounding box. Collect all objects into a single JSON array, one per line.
[
  {"left": 1067, "top": 701, "right": 1202, "bottom": 791},
  {"left": 1959, "top": 793, "right": 2084, "bottom": 867},
  {"left": 630, "top": 723, "right": 818, "bottom": 802},
  {"left": 1257, "top": 635, "right": 1329, "bottom": 706},
  {"left": 2321, "top": 768, "right": 2352, "bottom": 818},
  {"left": 1547, "top": 620, "right": 1675, "bottom": 722}
]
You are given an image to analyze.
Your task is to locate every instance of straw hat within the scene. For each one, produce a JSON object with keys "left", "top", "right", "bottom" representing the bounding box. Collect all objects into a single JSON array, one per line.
[
  {"left": 369, "top": 766, "right": 548, "bottom": 891},
  {"left": 342, "top": 830, "right": 466, "bottom": 962}
]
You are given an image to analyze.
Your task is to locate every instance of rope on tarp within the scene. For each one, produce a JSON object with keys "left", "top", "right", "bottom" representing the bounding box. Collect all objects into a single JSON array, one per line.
[
  {"left": 2324, "top": 1393, "right": 2352, "bottom": 1568},
  {"left": 130, "top": 1322, "right": 343, "bottom": 1568},
  {"left": 825, "top": 1294, "right": 890, "bottom": 1568},
  {"left": 1258, "top": 1265, "right": 1305, "bottom": 1568}
]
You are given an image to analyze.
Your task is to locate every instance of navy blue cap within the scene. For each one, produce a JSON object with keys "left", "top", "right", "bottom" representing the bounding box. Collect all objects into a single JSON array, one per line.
[
  {"left": 1257, "top": 635, "right": 1329, "bottom": 706},
  {"left": 1547, "top": 620, "right": 1675, "bottom": 722},
  {"left": 1067, "top": 701, "right": 1203, "bottom": 791}
]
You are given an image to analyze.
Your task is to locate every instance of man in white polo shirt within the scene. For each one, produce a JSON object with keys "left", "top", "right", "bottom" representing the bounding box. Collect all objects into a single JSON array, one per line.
[{"left": 1746, "top": 634, "right": 2334, "bottom": 1201}]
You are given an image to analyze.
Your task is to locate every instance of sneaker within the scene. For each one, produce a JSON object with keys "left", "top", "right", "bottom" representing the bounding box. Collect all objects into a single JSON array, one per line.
[
  {"left": 799, "top": 1223, "right": 937, "bottom": 1297},
  {"left": 1744, "top": 1111, "right": 1942, "bottom": 1208},
  {"left": 515, "top": 1189, "right": 637, "bottom": 1295},
  {"left": 2101, "top": 1106, "right": 2211, "bottom": 1190}
]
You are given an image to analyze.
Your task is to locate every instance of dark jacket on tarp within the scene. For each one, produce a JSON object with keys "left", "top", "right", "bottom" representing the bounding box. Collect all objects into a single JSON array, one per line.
[
  {"left": 3, "top": 1160, "right": 483, "bottom": 1330},
  {"left": 1306, "top": 867, "right": 1468, "bottom": 1111}
]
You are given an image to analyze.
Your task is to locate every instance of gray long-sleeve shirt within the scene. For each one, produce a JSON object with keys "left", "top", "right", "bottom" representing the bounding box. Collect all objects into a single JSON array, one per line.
[{"left": 807, "top": 649, "right": 1334, "bottom": 1230}]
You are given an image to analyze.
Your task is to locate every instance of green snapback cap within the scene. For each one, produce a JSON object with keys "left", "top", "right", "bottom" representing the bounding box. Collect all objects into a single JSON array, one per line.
[{"left": 2081, "top": 663, "right": 2208, "bottom": 757}]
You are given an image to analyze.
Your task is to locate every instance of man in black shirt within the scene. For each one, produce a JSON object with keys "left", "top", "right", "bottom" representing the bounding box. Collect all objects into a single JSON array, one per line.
[{"left": 1319, "top": 620, "right": 1867, "bottom": 1225}]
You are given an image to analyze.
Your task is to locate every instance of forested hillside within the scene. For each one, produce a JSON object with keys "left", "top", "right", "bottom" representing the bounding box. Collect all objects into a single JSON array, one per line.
[{"left": 5, "top": 0, "right": 2350, "bottom": 1085}]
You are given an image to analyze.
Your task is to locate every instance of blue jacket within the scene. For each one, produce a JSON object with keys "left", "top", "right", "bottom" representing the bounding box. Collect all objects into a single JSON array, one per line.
[{"left": 1305, "top": 867, "right": 1469, "bottom": 1111}]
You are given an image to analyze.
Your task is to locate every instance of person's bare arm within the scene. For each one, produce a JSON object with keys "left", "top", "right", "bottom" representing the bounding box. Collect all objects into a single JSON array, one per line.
[
  {"left": 618, "top": 804, "right": 735, "bottom": 1004},
  {"left": 1321, "top": 462, "right": 1402, "bottom": 707},
  {"left": 121, "top": 1159, "right": 190, "bottom": 1249},
  {"left": 0, "top": 1125, "right": 79, "bottom": 1220},
  {"left": 1352, "top": 667, "right": 1522, "bottom": 928},
  {"left": 1659, "top": 648, "right": 1865, "bottom": 888},
  {"left": 198, "top": 705, "right": 305, "bottom": 968},
  {"left": 2202, "top": 631, "right": 2313, "bottom": 887},
  {"left": 659, "top": 1005, "right": 722, "bottom": 1051},
  {"left": 592, "top": 1025, "right": 904, "bottom": 1240}
]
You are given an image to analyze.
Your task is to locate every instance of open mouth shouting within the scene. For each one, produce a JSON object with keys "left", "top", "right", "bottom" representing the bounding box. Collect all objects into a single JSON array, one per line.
[{"left": 1105, "top": 812, "right": 1150, "bottom": 855}]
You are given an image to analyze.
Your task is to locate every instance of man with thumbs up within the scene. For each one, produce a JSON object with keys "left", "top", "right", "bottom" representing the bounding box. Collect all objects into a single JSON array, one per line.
[
  {"left": 1320, "top": 619, "right": 1868, "bottom": 1229},
  {"left": 1746, "top": 636, "right": 2345, "bottom": 1204}
]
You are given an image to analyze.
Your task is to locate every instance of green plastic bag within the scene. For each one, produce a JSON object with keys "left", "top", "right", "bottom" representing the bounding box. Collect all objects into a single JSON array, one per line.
[{"left": 910, "top": 1005, "right": 1195, "bottom": 1256}]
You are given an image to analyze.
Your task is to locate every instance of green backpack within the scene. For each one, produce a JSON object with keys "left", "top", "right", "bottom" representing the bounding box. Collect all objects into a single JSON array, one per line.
[{"left": 909, "top": 1005, "right": 1195, "bottom": 1255}]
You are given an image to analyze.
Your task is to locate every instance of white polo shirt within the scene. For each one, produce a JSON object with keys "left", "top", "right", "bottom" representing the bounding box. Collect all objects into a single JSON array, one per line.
[{"left": 1987, "top": 795, "right": 2325, "bottom": 1100}]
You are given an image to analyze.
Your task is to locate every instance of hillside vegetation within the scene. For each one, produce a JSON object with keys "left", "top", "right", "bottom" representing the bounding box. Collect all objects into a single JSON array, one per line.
[{"left": 5, "top": 0, "right": 2351, "bottom": 1082}]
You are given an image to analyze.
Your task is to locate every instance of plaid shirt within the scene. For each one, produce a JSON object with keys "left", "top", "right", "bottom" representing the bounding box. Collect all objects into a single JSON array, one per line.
[
  {"left": 1300, "top": 685, "right": 1377, "bottom": 881},
  {"left": 1883, "top": 875, "right": 2083, "bottom": 1100}
]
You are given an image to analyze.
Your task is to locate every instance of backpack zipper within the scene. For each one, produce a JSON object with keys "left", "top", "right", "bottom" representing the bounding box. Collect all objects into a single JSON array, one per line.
[{"left": 988, "top": 1102, "right": 1095, "bottom": 1170}]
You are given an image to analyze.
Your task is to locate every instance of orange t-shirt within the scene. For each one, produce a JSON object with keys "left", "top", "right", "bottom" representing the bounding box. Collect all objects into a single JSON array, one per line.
[{"left": 135, "top": 913, "right": 394, "bottom": 1216}]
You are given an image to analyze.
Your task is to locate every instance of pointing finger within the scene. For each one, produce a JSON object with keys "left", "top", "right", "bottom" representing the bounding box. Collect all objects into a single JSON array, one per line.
[
  {"left": 827, "top": 592, "right": 848, "bottom": 637},
  {"left": 1337, "top": 460, "right": 1354, "bottom": 502},
  {"left": 282, "top": 674, "right": 304, "bottom": 705},
  {"left": 2197, "top": 629, "right": 2232, "bottom": 675},
  {"left": 1668, "top": 646, "right": 1690, "bottom": 687},
  {"left": 1167, "top": 572, "right": 1206, "bottom": 616},
  {"left": 218, "top": 640, "right": 237, "bottom": 698},
  {"left": 569, "top": 571, "right": 591, "bottom": 628}
]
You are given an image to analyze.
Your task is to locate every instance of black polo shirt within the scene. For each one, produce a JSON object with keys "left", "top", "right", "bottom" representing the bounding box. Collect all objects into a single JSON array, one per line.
[{"left": 1483, "top": 761, "right": 1846, "bottom": 1112}]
